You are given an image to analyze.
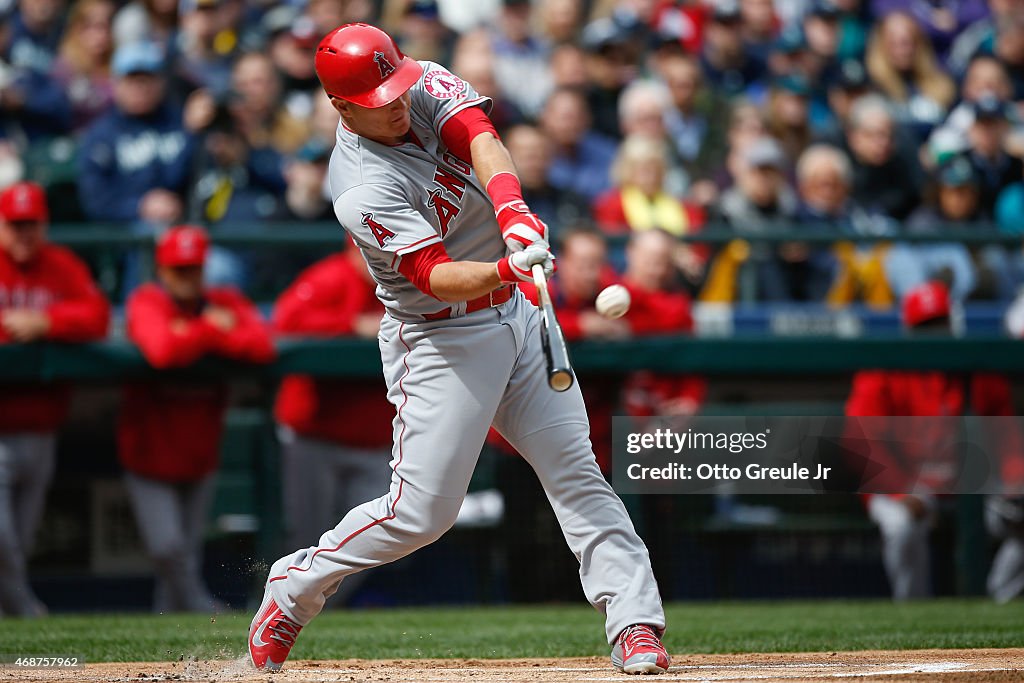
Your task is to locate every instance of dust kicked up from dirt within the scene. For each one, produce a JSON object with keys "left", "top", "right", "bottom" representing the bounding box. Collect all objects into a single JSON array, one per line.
[{"left": 2, "top": 648, "right": 1022, "bottom": 682}]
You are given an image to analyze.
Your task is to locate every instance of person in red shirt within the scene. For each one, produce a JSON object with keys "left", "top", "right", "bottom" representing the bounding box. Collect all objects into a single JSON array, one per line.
[
  {"left": 119, "top": 224, "right": 274, "bottom": 613},
  {"left": 620, "top": 229, "right": 707, "bottom": 421},
  {"left": 518, "top": 228, "right": 628, "bottom": 473},
  {"left": 0, "top": 181, "right": 110, "bottom": 617},
  {"left": 272, "top": 246, "right": 394, "bottom": 575},
  {"left": 845, "top": 281, "right": 1024, "bottom": 600}
]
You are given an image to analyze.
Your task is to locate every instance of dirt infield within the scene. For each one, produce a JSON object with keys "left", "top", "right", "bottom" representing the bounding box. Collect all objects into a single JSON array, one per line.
[{"left": 2, "top": 649, "right": 1022, "bottom": 682}]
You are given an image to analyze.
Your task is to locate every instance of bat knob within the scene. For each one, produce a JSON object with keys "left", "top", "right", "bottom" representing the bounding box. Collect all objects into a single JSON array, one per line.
[{"left": 550, "top": 370, "right": 574, "bottom": 392}]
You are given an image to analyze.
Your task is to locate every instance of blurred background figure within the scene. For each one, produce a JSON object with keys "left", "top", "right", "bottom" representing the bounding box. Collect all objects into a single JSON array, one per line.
[
  {"left": 489, "top": 0, "right": 551, "bottom": 120},
  {"left": 844, "top": 94, "right": 922, "bottom": 221},
  {"left": 539, "top": 87, "right": 617, "bottom": 203},
  {"left": 170, "top": 0, "right": 236, "bottom": 98},
  {"left": 700, "top": 0, "right": 767, "bottom": 98},
  {"left": 272, "top": 246, "right": 393, "bottom": 584},
  {"left": 845, "top": 281, "right": 1024, "bottom": 600},
  {"left": 50, "top": 0, "right": 116, "bottom": 135},
  {"left": 503, "top": 124, "right": 588, "bottom": 238},
  {"left": 112, "top": 0, "right": 178, "bottom": 51},
  {"left": 78, "top": 41, "right": 192, "bottom": 225},
  {"left": 0, "top": 182, "right": 109, "bottom": 617},
  {"left": 888, "top": 155, "right": 978, "bottom": 302},
  {"left": 864, "top": 12, "right": 955, "bottom": 138},
  {"left": 119, "top": 225, "right": 273, "bottom": 613}
]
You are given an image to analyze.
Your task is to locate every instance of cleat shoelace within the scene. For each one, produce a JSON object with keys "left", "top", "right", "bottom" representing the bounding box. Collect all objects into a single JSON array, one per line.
[
  {"left": 621, "top": 625, "right": 661, "bottom": 654},
  {"left": 268, "top": 615, "right": 301, "bottom": 647}
]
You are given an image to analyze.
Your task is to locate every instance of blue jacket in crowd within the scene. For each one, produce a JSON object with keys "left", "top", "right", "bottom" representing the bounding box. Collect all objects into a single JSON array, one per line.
[{"left": 78, "top": 105, "right": 195, "bottom": 221}]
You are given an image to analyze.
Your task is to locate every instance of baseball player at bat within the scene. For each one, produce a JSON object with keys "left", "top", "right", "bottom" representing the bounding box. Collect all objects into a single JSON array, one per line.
[{"left": 249, "top": 23, "right": 669, "bottom": 675}]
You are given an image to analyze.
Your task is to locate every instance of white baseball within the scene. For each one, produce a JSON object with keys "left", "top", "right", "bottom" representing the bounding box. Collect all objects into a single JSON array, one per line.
[{"left": 595, "top": 284, "right": 631, "bottom": 319}]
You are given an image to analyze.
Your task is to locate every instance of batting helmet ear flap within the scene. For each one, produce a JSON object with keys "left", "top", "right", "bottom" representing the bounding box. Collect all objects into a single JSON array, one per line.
[{"left": 315, "top": 23, "right": 424, "bottom": 109}]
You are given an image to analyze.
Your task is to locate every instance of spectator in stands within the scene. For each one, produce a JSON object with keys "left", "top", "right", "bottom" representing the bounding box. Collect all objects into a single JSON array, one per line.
[
  {"left": 262, "top": 5, "right": 322, "bottom": 121},
  {"left": 390, "top": 0, "right": 456, "bottom": 65},
  {"left": 740, "top": 0, "right": 779, "bottom": 62},
  {"left": 0, "top": 182, "right": 109, "bottom": 618},
  {"left": 581, "top": 17, "right": 641, "bottom": 139},
  {"left": 699, "top": 0, "right": 766, "bottom": 98},
  {"left": 994, "top": 13, "right": 1024, "bottom": 101},
  {"left": 78, "top": 41, "right": 194, "bottom": 225},
  {"left": 713, "top": 99, "right": 768, "bottom": 191},
  {"left": 766, "top": 75, "right": 814, "bottom": 164},
  {"left": 186, "top": 103, "right": 286, "bottom": 225},
  {"left": 845, "top": 281, "right": 1024, "bottom": 600},
  {"left": 869, "top": 0, "right": 988, "bottom": 61},
  {"left": 539, "top": 0, "right": 582, "bottom": 43},
  {"left": 966, "top": 95, "right": 1023, "bottom": 217},
  {"left": 845, "top": 95, "right": 922, "bottom": 220},
  {"left": 284, "top": 139, "right": 332, "bottom": 221},
  {"left": 617, "top": 79, "right": 687, "bottom": 194},
  {"left": 715, "top": 137, "right": 798, "bottom": 302},
  {"left": 50, "top": 0, "right": 116, "bottom": 134},
  {"left": 593, "top": 135, "right": 706, "bottom": 289},
  {"left": 763, "top": 144, "right": 850, "bottom": 301},
  {"left": 3, "top": 0, "right": 65, "bottom": 72},
  {"left": 819, "top": 59, "right": 870, "bottom": 135},
  {"left": 539, "top": 87, "right": 617, "bottom": 202},
  {"left": 865, "top": 12, "right": 955, "bottom": 137},
  {"left": 112, "top": 0, "right": 178, "bottom": 51},
  {"left": 490, "top": 0, "right": 551, "bottom": 120},
  {"left": 120, "top": 225, "right": 274, "bottom": 613},
  {"left": 657, "top": 53, "right": 730, "bottom": 183},
  {"left": 946, "top": 0, "right": 1016, "bottom": 76},
  {"left": 889, "top": 156, "right": 979, "bottom": 301},
  {"left": 0, "top": 0, "right": 73, "bottom": 140},
  {"left": 503, "top": 125, "right": 588, "bottom": 237},
  {"left": 272, "top": 246, "right": 393, "bottom": 559},
  {"left": 170, "top": 0, "right": 236, "bottom": 98},
  {"left": 450, "top": 31, "right": 523, "bottom": 132},
  {"left": 926, "top": 55, "right": 1017, "bottom": 166},
  {"left": 229, "top": 52, "right": 309, "bottom": 157}
]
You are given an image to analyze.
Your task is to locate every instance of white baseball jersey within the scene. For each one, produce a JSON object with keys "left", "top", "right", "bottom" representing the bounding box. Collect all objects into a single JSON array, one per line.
[{"left": 328, "top": 61, "right": 506, "bottom": 321}]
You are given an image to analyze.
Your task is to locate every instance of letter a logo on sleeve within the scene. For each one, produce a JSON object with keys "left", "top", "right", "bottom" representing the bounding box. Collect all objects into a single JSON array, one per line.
[
  {"left": 424, "top": 71, "right": 467, "bottom": 100},
  {"left": 373, "top": 51, "right": 396, "bottom": 79},
  {"left": 362, "top": 212, "right": 396, "bottom": 248}
]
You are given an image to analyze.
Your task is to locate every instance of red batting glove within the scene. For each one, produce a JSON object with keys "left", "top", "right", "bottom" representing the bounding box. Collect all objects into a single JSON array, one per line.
[{"left": 486, "top": 172, "right": 548, "bottom": 252}]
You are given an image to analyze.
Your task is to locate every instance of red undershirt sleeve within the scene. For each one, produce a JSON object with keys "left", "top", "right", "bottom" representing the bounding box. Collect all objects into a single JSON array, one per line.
[
  {"left": 439, "top": 107, "right": 499, "bottom": 163},
  {"left": 397, "top": 242, "right": 454, "bottom": 299}
]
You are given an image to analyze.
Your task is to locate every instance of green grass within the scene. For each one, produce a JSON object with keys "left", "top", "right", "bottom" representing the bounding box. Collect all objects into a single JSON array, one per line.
[{"left": 0, "top": 600, "right": 1021, "bottom": 662}]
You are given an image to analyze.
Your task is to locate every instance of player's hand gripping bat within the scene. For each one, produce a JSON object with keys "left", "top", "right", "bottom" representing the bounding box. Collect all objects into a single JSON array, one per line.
[{"left": 531, "top": 264, "right": 575, "bottom": 392}]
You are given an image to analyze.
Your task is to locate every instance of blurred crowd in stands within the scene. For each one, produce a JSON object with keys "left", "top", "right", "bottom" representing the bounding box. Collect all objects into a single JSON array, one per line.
[{"left": 0, "top": 0, "right": 1022, "bottom": 304}]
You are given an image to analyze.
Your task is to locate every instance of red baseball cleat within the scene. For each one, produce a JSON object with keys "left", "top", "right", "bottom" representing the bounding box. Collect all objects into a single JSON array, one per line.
[
  {"left": 248, "top": 589, "right": 302, "bottom": 671},
  {"left": 610, "top": 624, "right": 671, "bottom": 675}
]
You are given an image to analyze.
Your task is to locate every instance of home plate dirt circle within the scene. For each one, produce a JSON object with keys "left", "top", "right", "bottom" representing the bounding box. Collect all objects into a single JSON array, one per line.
[{"left": 4, "top": 649, "right": 1022, "bottom": 682}]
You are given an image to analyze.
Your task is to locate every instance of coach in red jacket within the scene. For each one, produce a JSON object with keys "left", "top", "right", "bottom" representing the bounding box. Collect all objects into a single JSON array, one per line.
[
  {"left": 0, "top": 181, "right": 109, "bottom": 617},
  {"left": 272, "top": 246, "right": 394, "bottom": 560},
  {"left": 119, "top": 225, "right": 274, "bottom": 613},
  {"left": 846, "top": 281, "right": 1024, "bottom": 601}
]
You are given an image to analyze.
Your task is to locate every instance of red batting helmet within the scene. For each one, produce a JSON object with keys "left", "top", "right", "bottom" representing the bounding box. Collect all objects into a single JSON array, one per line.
[
  {"left": 902, "top": 281, "right": 951, "bottom": 327},
  {"left": 315, "top": 23, "right": 424, "bottom": 108}
]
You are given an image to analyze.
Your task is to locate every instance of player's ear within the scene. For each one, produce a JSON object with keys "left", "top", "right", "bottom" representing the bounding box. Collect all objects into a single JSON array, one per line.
[{"left": 330, "top": 96, "right": 350, "bottom": 118}]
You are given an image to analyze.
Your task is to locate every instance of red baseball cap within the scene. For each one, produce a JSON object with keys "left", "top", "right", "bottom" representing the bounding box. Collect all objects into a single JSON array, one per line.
[
  {"left": 156, "top": 225, "right": 209, "bottom": 267},
  {"left": 902, "top": 281, "right": 951, "bottom": 327},
  {"left": 0, "top": 182, "right": 49, "bottom": 223}
]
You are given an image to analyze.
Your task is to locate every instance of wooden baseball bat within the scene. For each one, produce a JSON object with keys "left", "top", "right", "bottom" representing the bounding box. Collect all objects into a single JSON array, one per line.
[{"left": 531, "top": 264, "right": 575, "bottom": 392}]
